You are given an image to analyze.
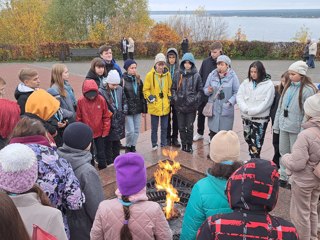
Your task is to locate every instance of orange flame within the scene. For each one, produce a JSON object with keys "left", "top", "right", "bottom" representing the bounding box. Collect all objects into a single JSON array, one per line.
[{"left": 154, "top": 149, "right": 181, "bottom": 219}]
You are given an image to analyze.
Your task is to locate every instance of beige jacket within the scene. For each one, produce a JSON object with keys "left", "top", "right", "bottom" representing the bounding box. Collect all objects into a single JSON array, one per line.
[
  {"left": 282, "top": 118, "right": 320, "bottom": 188},
  {"left": 90, "top": 189, "right": 172, "bottom": 240},
  {"left": 11, "top": 192, "right": 67, "bottom": 240}
]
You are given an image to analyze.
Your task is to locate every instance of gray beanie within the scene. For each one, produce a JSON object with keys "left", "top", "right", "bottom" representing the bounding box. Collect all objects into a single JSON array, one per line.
[
  {"left": 304, "top": 93, "right": 320, "bottom": 118},
  {"left": 288, "top": 61, "right": 308, "bottom": 76},
  {"left": 217, "top": 55, "right": 231, "bottom": 66},
  {"left": 154, "top": 53, "right": 166, "bottom": 65}
]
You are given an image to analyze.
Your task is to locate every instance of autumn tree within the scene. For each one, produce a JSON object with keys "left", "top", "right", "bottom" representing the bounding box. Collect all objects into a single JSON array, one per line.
[
  {"left": 167, "top": 7, "right": 228, "bottom": 41},
  {"left": 292, "top": 24, "right": 311, "bottom": 43},
  {"left": 234, "top": 27, "right": 247, "bottom": 41},
  {"left": 0, "top": 0, "right": 49, "bottom": 49},
  {"left": 149, "top": 23, "right": 180, "bottom": 43}
]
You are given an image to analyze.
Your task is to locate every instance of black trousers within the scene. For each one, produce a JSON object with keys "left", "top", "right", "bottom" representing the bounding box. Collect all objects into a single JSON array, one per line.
[
  {"left": 177, "top": 111, "right": 196, "bottom": 145},
  {"left": 105, "top": 140, "right": 121, "bottom": 165},
  {"left": 92, "top": 137, "right": 106, "bottom": 169},
  {"left": 129, "top": 52, "right": 134, "bottom": 59},
  {"left": 167, "top": 105, "right": 179, "bottom": 140},
  {"left": 196, "top": 101, "right": 207, "bottom": 135},
  {"left": 272, "top": 132, "right": 281, "bottom": 168},
  {"left": 122, "top": 53, "right": 128, "bottom": 61}
]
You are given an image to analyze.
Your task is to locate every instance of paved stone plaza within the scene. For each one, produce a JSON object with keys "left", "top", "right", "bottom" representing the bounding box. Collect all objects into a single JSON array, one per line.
[{"left": 1, "top": 59, "right": 320, "bottom": 222}]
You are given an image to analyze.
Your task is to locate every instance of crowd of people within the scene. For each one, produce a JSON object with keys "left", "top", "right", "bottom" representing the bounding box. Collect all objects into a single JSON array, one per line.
[{"left": 0, "top": 40, "right": 320, "bottom": 240}]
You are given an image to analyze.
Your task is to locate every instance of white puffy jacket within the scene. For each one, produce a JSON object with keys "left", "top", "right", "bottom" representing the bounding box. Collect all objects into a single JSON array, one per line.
[{"left": 236, "top": 78, "right": 275, "bottom": 122}]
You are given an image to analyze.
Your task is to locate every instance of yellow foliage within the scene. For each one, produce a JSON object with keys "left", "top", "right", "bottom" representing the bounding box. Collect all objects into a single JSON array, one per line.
[
  {"left": 0, "top": 0, "right": 50, "bottom": 52},
  {"left": 149, "top": 23, "right": 180, "bottom": 43},
  {"left": 88, "top": 22, "right": 107, "bottom": 42}
]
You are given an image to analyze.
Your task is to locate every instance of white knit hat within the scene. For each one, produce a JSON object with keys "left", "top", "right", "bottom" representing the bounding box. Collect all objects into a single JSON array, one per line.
[
  {"left": 288, "top": 61, "right": 308, "bottom": 76},
  {"left": 304, "top": 93, "right": 320, "bottom": 118},
  {"left": 0, "top": 143, "right": 38, "bottom": 193},
  {"left": 154, "top": 53, "right": 166, "bottom": 65},
  {"left": 210, "top": 130, "right": 240, "bottom": 164},
  {"left": 105, "top": 70, "right": 120, "bottom": 85}
]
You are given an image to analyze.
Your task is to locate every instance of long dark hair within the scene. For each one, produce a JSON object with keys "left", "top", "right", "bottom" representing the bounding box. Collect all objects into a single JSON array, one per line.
[
  {"left": 120, "top": 196, "right": 133, "bottom": 240},
  {"left": 0, "top": 192, "right": 30, "bottom": 240},
  {"left": 280, "top": 74, "right": 317, "bottom": 111},
  {"left": 209, "top": 161, "right": 242, "bottom": 180},
  {"left": 247, "top": 61, "right": 266, "bottom": 83}
]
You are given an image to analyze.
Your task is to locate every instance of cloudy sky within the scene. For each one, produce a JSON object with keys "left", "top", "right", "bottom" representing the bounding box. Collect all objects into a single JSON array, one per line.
[{"left": 148, "top": 0, "right": 320, "bottom": 11}]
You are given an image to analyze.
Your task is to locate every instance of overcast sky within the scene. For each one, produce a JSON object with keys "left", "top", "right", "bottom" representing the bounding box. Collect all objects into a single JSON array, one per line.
[{"left": 148, "top": 0, "right": 320, "bottom": 11}]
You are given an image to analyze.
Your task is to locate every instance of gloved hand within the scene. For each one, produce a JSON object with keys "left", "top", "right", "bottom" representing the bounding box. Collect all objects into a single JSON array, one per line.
[
  {"left": 168, "top": 96, "right": 173, "bottom": 104},
  {"left": 148, "top": 95, "right": 156, "bottom": 103}
]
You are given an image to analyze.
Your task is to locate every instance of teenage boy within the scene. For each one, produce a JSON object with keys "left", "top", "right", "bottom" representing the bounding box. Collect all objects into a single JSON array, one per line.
[
  {"left": 98, "top": 45, "right": 122, "bottom": 78},
  {"left": 166, "top": 48, "right": 180, "bottom": 147},
  {"left": 14, "top": 68, "right": 40, "bottom": 115},
  {"left": 194, "top": 42, "right": 223, "bottom": 141}
]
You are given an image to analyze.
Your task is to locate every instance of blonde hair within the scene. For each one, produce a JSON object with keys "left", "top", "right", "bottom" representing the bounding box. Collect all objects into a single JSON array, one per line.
[
  {"left": 18, "top": 68, "right": 38, "bottom": 82},
  {"left": 50, "top": 64, "right": 67, "bottom": 97}
]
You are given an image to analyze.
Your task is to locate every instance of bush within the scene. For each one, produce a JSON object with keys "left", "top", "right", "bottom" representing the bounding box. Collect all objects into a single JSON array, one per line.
[{"left": 0, "top": 41, "right": 318, "bottom": 61}]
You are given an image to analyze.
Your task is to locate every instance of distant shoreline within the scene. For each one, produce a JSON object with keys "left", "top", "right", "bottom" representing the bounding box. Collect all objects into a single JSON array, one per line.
[{"left": 150, "top": 9, "right": 320, "bottom": 18}]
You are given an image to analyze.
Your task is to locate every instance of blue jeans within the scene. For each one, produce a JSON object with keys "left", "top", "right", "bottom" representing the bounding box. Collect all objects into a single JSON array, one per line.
[
  {"left": 125, "top": 114, "right": 142, "bottom": 147},
  {"left": 151, "top": 114, "right": 168, "bottom": 147},
  {"left": 307, "top": 54, "right": 315, "bottom": 68}
]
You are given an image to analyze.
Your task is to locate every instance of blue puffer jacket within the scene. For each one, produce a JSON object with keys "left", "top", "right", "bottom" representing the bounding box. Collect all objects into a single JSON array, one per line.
[{"left": 180, "top": 172, "right": 232, "bottom": 240}]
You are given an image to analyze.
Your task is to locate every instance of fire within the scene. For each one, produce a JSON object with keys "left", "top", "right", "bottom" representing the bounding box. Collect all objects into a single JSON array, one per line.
[{"left": 154, "top": 149, "right": 181, "bottom": 219}]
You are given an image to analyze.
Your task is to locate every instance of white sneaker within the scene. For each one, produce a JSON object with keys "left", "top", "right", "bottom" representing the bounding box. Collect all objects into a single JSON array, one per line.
[
  {"left": 152, "top": 144, "right": 158, "bottom": 150},
  {"left": 193, "top": 133, "right": 204, "bottom": 141}
]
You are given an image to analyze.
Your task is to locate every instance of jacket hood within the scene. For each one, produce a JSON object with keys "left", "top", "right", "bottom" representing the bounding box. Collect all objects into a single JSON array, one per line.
[
  {"left": 166, "top": 48, "right": 179, "bottom": 66},
  {"left": 302, "top": 117, "right": 320, "bottom": 129},
  {"left": 226, "top": 158, "right": 279, "bottom": 213},
  {"left": 82, "top": 79, "right": 98, "bottom": 94},
  {"left": 180, "top": 53, "right": 197, "bottom": 75},
  {"left": 86, "top": 69, "right": 101, "bottom": 79},
  {"left": 0, "top": 99, "right": 20, "bottom": 138},
  {"left": 151, "top": 65, "right": 169, "bottom": 75},
  {"left": 25, "top": 89, "right": 60, "bottom": 121},
  {"left": 57, "top": 144, "right": 92, "bottom": 171},
  {"left": 14, "top": 83, "right": 35, "bottom": 99}
]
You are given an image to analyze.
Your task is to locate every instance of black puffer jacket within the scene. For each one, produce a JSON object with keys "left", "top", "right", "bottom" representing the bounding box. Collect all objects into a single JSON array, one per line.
[
  {"left": 172, "top": 53, "right": 203, "bottom": 113},
  {"left": 123, "top": 73, "right": 147, "bottom": 115},
  {"left": 99, "top": 86, "right": 127, "bottom": 141},
  {"left": 85, "top": 69, "right": 104, "bottom": 88}
]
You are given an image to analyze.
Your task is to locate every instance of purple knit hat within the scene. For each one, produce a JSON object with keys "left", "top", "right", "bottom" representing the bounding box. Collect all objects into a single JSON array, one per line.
[
  {"left": 114, "top": 153, "right": 146, "bottom": 196},
  {"left": 0, "top": 143, "right": 38, "bottom": 194}
]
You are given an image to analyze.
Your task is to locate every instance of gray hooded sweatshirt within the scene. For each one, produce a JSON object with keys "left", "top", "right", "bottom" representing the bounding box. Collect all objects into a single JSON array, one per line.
[{"left": 57, "top": 144, "right": 105, "bottom": 240}]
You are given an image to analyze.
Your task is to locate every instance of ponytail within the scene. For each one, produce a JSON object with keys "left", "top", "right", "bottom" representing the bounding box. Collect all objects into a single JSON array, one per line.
[{"left": 120, "top": 196, "right": 133, "bottom": 240}]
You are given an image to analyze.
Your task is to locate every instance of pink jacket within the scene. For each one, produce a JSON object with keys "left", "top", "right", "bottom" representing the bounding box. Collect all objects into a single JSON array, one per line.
[
  {"left": 90, "top": 188, "right": 172, "bottom": 240},
  {"left": 282, "top": 118, "right": 320, "bottom": 188}
]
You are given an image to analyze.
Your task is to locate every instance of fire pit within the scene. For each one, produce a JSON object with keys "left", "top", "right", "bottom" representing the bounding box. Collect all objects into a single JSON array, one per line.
[
  {"left": 147, "top": 149, "right": 198, "bottom": 239},
  {"left": 147, "top": 174, "right": 195, "bottom": 239}
]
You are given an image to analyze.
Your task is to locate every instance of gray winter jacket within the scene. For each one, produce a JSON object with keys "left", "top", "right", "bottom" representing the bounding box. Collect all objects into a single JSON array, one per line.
[
  {"left": 204, "top": 68, "right": 240, "bottom": 133},
  {"left": 273, "top": 83, "right": 316, "bottom": 134},
  {"left": 57, "top": 144, "right": 105, "bottom": 240}
]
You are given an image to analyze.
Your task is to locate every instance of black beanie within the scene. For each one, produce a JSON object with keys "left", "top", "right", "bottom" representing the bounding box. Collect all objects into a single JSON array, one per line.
[
  {"left": 63, "top": 122, "right": 93, "bottom": 150},
  {"left": 123, "top": 59, "right": 137, "bottom": 71}
]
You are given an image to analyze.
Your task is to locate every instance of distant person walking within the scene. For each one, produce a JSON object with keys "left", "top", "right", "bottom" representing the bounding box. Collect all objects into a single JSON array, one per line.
[
  {"left": 181, "top": 37, "right": 189, "bottom": 55},
  {"left": 303, "top": 39, "right": 310, "bottom": 62},
  {"left": 120, "top": 37, "right": 129, "bottom": 61},
  {"left": 307, "top": 39, "right": 317, "bottom": 68},
  {"left": 128, "top": 37, "right": 135, "bottom": 60},
  {"left": 194, "top": 41, "right": 223, "bottom": 142}
]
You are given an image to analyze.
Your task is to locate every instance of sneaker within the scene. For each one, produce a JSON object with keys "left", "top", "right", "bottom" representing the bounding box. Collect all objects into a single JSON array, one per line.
[
  {"left": 152, "top": 144, "right": 158, "bottom": 150},
  {"left": 193, "top": 133, "right": 204, "bottom": 141},
  {"left": 172, "top": 138, "right": 181, "bottom": 148}
]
